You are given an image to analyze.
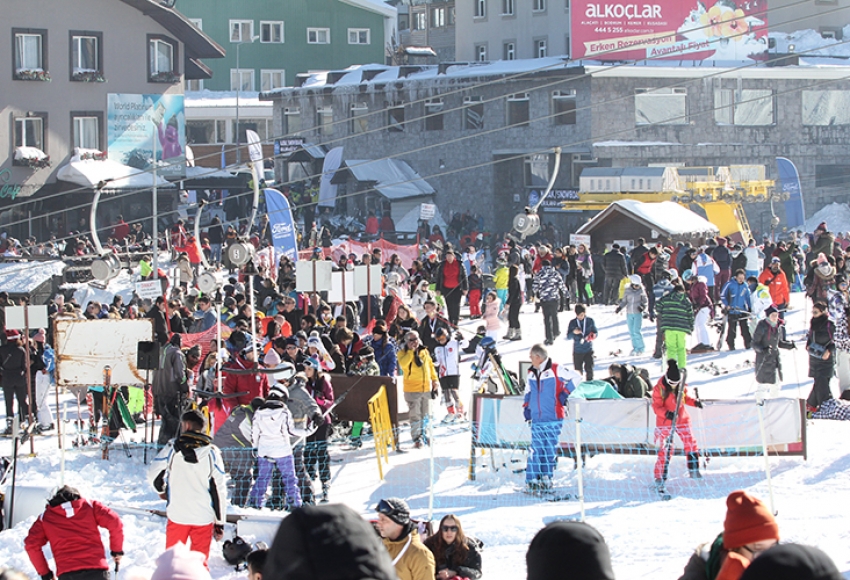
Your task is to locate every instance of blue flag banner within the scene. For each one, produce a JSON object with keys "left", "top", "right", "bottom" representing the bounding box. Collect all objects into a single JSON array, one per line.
[
  {"left": 264, "top": 188, "right": 298, "bottom": 262},
  {"left": 776, "top": 157, "right": 805, "bottom": 229}
]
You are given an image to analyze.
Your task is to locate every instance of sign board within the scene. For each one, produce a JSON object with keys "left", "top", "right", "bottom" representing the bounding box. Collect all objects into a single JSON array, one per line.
[
  {"left": 570, "top": 0, "right": 768, "bottom": 62},
  {"left": 5, "top": 305, "right": 48, "bottom": 330},
  {"left": 419, "top": 203, "right": 436, "bottom": 221},
  {"left": 54, "top": 319, "right": 154, "bottom": 387},
  {"left": 274, "top": 137, "right": 306, "bottom": 156},
  {"left": 295, "top": 260, "right": 333, "bottom": 293},
  {"left": 528, "top": 189, "right": 580, "bottom": 212},
  {"left": 328, "top": 270, "right": 355, "bottom": 304},
  {"left": 570, "top": 234, "right": 591, "bottom": 248},
  {"left": 107, "top": 93, "right": 186, "bottom": 178},
  {"left": 135, "top": 280, "right": 163, "bottom": 300},
  {"left": 353, "top": 264, "right": 383, "bottom": 296}
]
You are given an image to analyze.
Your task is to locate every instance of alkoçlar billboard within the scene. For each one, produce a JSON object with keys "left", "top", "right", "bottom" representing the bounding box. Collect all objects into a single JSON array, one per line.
[{"left": 571, "top": 0, "right": 768, "bottom": 62}]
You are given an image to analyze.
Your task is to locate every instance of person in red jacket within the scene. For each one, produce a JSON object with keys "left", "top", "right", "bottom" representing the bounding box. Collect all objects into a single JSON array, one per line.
[
  {"left": 758, "top": 258, "right": 791, "bottom": 318},
  {"left": 223, "top": 345, "right": 270, "bottom": 409},
  {"left": 651, "top": 359, "right": 703, "bottom": 485},
  {"left": 25, "top": 486, "right": 124, "bottom": 580}
]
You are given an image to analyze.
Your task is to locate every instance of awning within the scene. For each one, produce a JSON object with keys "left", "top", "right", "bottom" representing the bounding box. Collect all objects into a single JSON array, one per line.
[
  {"left": 287, "top": 144, "right": 326, "bottom": 163},
  {"left": 178, "top": 166, "right": 250, "bottom": 189},
  {"left": 57, "top": 154, "right": 173, "bottom": 190},
  {"left": 335, "top": 159, "right": 435, "bottom": 200}
]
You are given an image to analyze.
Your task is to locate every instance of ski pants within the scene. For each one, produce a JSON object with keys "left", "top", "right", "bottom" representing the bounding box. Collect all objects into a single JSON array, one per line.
[
  {"left": 440, "top": 376, "right": 463, "bottom": 413},
  {"left": 496, "top": 289, "right": 508, "bottom": 309},
  {"left": 250, "top": 455, "right": 301, "bottom": 509},
  {"left": 221, "top": 448, "right": 254, "bottom": 507},
  {"left": 665, "top": 330, "right": 688, "bottom": 370},
  {"left": 573, "top": 350, "right": 594, "bottom": 381},
  {"left": 157, "top": 397, "right": 182, "bottom": 446},
  {"left": 654, "top": 423, "right": 698, "bottom": 480},
  {"left": 541, "top": 300, "right": 560, "bottom": 343},
  {"left": 305, "top": 422, "right": 332, "bottom": 483},
  {"left": 527, "top": 420, "right": 563, "bottom": 482},
  {"left": 726, "top": 313, "right": 752, "bottom": 350},
  {"left": 58, "top": 569, "right": 108, "bottom": 580},
  {"left": 2, "top": 382, "right": 28, "bottom": 421},
  {"left": 626, "top": 313, "right": 645, "bottom": 352},
  {"left": 404, "top": 391, "right": 431, "bottom": 443},
  {"left": 35, "top": 372, "right": 53, "bottom": 428},
  {"left": 468, "top": 289, "right": 482, "bottom": 317},
  {"left": 694, "top": 307, "right": 712, "bottom": 347},
  {"left": 165, "top": 520, "right": 214, "bottom": 564},
  {"left": 443, "top": 286, "right": 463, "bottom": 325},
  {"left": 291, "top": 444, "right": 314, "bottom": 504}
]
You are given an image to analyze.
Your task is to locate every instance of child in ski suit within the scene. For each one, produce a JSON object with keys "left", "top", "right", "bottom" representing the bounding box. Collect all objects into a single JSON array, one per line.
[
  {"left": 482, "top": 291, "right": 502, "bottom": 342},
  {"left": 249, "top": 384, "right": 310, "bottom": 509},
  {"left": 567, "top": 304, "right": 597, "bottom": 381},
  {"left": 616, "top": 275, "right": 648, "bottom": 355},
  {"left": 433, "top": 327, "right": 468, "bottom": 422},
  {"left": 651, "top": 359, "right": 702, "bottom": 484},
  {"left": 468, "top": 264, "right": 483, "bottom": 318}
]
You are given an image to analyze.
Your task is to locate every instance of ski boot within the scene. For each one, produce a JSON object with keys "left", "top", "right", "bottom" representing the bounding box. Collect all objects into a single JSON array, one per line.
[
  {"left": 3, "top": 418, "right": 12, "bottom": 436},
  {"left": 687, "top": 452, "right": 702, "bottom": 479},
  {"left": 320, "top": 483, "right": 330, "bottom": 504}
]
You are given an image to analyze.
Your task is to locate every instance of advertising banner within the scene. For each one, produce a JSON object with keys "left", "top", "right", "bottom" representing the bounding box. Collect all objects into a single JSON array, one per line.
[
  {"left": 107, "top": 93, "right": 186, "bottom": 178},
  {"left": 528, "top": 189, "right": 580, "bottom": 212},
  {"left": 776, "top": 157, "right": 806, "bottom": 230},
  {"left": 571, "top": 0, "right": 768, "bottom": 62},
  {"left": 264, "top": 188, "right": 299, "bottom": 262}
]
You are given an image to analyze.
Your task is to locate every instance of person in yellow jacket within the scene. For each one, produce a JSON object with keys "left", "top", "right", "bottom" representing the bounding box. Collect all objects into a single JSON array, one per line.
[
  {"left": 397, "top": 330, "right": 440, "bottom": 448},
  {"left": 493, "top": 260, "right": 509, "bottom": 309},
  {"left": 376, "top": 497, "right": 435, "bottom": 580}
]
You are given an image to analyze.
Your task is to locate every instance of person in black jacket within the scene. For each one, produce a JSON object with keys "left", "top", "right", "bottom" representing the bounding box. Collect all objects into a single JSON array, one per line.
[
  {"left": 806, "top": 300, "right": 836, "bottom": 414},
  {"left": 148, "top": 296, "right": 170, "bottom": 346},
  {"left": 602, "top": 244, "right": 628, "bottom": 305},
  {"left": 0, "top": 330, "right": 29, "bottom": 434},
  {"left": 424, "top": 514, "right": 483, "bottom": 580},
  {"left": 505, "top": 264, "right": 524, "bottom": 341}
]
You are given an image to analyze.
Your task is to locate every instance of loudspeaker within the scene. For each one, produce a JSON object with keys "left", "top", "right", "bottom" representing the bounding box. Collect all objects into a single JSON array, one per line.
[{"left": 137, "top": 341, "right": 159, "bottom": 370}]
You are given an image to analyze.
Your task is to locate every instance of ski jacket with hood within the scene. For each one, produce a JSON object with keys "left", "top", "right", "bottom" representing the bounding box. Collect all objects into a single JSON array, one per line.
[
  {"left": 148, "top": 431, "right": 227, "bottom": 526},
  {"left": 25, "top": 498, "right": 123, "bottom": 577},
  {"left": 523, "top": 359, "right": 581, "bottom": 422},
  {"left": 652, "top": 377, "right": 697, "bottom": 427},
  {"left": 252, "top": 399, "right": 310, "bottom": 458},
  {"left": 532, "top": 265, "right": 567, "bottom": 302},
  {"left": 223, "top": 354, "right": 270, "bottom": 406}
]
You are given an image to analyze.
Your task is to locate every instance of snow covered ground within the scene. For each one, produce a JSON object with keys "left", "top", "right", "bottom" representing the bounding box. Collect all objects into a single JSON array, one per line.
[{"left": 2, "top": 290, "right": 849, "bottom": 579}]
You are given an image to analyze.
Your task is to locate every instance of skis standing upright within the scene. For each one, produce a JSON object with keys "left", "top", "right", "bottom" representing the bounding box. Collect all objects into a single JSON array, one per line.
[{"left": 657, "top": 368, "right": 687, "bottom": 500}]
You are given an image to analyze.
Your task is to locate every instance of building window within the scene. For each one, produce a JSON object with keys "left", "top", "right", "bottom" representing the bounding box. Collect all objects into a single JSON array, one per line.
[
  {"left": 13, "top": 29, "right": 47, "bottom": 79},
  {"left": 316, "top": 106, "right": 333, "bottom": 135},
  {"left": 535, "top": 39, "right": 547, "bottom": 58},
  {"left": 502, "top": 0, "right": 515, "bottom": 15},
  {"left": 230, "top": 20, "right": 254, "bottom": 43},
  {"left": 803, "top": 90, "right": 850, "bottom": 126},
  {"left": 635, "top": 87, "right": 687, "bottom": 125},
  {"left": 816, "top": 165, "right": 850, "bottom": 187},
  {"left": 475, "top": 44, "right": 487, "bottom": 61},
  {"left": 508, "top": 93, "right": 530, "bottom": 127},
  {"left": 464, "top": 96, "right": 484, "bottom": 130},
  {"left": 714, "top": 88, "right": 774, "bottom": 126},
  {"left": 186, "top": 119, "right": 226, "bottom": 144},
  {"left": 504, "top": 42, "right": 515, "bottom": 60},
  {"left": 188, "top": 18, "right": 202, "bottom": 30},
  {"left": 425, "top": 98, "right": 444, "bottom": 131},
  {"left": 186, "top": 79, "right": 203, "bottom": 91},
  {"left": 475, "top": 0, "right": 486, "bottom": 18},
  {"left": 234, "top": 119, "right": 267, "bottom": 143},
  {"left": 350, "top": 102, "right": 369, "bottom": 133},
  {"left": 552, "top": 90, "right": 576, "bottom": 125},
  {"left": 449, "top": 6, "right": 456, "bottom": 24},
  {"left": 261, "top": 69, "right": 285, "bottom": 91},
  {"left": 387, "top": 101, "right": 405, "bottom": 132},
  {"left": 148, "top": 36, "right": 177, "bottom": 81},
  {"left": 308, "top": 28, "right": 330, "bottom": 44},
  {"left": 348, "top": 28, "right": 370, "bottom": 44},
  {"left": 70, "top": 33, "right": 100, "bottom": 75},
  {"left": 230, "top": 69, "right": 254, "bottom": 91},
  {"left": 15, "top": 115, "right": 45, "bottom": 150},
  {"left": 413, "top": 11, "right": 427, "bottom": 30},
  {"left": 260, "top": 21, "right": 284, "bottom": 43},
  {"left": 431, "top": 7, "right": 446, "bottom": 28},
  {"left": 525, "top": 154, "right": 550, "bottom": 187},
  {"left": 533, "top": 0, "right": 547, "bottom": 11},
  {"left": 72, "top": 114, "right": 100, "bottom": 150},
  {"left": 284, "top": 108, "right": 302, "bottom": 135}
]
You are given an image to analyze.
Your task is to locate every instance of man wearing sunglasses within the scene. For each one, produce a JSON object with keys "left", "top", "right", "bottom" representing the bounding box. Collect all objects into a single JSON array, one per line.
[{"left": 375, "top": 497, "right": 435, "bottom": 580}]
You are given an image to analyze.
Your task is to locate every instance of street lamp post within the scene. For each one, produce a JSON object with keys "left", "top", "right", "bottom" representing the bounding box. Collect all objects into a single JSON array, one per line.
[{"left": 235, "top": 35, "right": 259, "bottom": 164}]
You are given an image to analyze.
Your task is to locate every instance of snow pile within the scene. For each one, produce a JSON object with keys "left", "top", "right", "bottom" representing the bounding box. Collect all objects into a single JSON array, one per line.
[
  {"left": 804, "top": 202, "right": 850, "bottom": 234},
  {"left": 770, "top": 25, "right": 850, "bottom": 58},
  {"left": 0, "top": 260, "right": 65, "bottom": 295}
]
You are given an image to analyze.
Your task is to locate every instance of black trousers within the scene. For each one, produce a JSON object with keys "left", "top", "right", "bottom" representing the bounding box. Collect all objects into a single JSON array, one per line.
[
  {"left": 727, "top": 313, "right": 752, "bottom": 349},
  {"left": 573, "top": 351, "right": 594, "bottom": 381},
  {"left": 541, "top": 300, "right": 560, "bottom": 342},
  {"left": 3, "top": 383, "right": 29, "bottom": 420},
  {"left": 305, "top": 422, "right": 332, "bottom": 484},
  {"left": 508, "top": 301, "right": 521, "bottom": 329},
  {"left": 443, "top": 286, "right": 463, "bottom": 325},
  {"left": 59, "top": 570, "right": 109, "bottom": 580}
]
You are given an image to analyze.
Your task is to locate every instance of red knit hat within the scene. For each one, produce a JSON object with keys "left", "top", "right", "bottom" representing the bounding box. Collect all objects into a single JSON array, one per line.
[{"left": 723, "top": 491, "right": 779, "bottom": 549}]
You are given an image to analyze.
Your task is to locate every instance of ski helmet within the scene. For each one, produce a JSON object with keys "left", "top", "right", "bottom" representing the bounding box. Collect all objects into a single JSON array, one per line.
[
  {"left": 222, "top": 536, "right": 252, "bottom": 567},
  {"left": 479, "top": 336, "right": 496, "bottom": 351}
]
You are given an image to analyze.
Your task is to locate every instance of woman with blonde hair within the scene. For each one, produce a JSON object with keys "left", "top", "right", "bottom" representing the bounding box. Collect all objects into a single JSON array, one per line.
[{"left": 423, "top": 514, "right": 482, "bottom": 580}]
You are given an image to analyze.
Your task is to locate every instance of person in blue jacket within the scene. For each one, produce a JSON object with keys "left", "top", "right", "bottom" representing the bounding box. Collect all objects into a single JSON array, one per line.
[
  {"left": 522, "top": 343, "right": 582, "bottom": 492},
  {"left": 567, "top": 304, "right": 598, "bottom": 381},
  {"left": 721, "top": 269, "right": 753, "bottom": 350}
]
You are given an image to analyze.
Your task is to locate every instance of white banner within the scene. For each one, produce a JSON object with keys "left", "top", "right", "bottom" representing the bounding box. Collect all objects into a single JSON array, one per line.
[{"left": 318, "top": 147, "right": 343, "bottom": 208}]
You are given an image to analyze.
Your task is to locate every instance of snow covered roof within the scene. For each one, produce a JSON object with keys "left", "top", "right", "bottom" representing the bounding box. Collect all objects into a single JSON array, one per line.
[
  {"left": 339, "top": 0, "right": 396, "bottom": 18},
  {"left": 578, "top": 200, "right": 719, "bottom": 238},
  {"left": 0, "top": 260, "right": 65, "bottom": 295},
  {"left": 581, "top": 168, "right": 625, "bottom": 177},
  {"left": 57, "top": 154, "right": 173, "bottom": 190},
  {"left": 337, "top": 159, "right": 435, "bottom": 200},
  {"left": 804, "top": 202, "right": 850, "bottom": 235},
  {"left": 185, "top": 90, "right": 272, "bottom": 109}
]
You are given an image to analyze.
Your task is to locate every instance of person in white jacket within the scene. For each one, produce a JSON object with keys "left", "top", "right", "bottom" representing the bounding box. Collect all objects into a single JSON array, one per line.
[
  {"left": 248, "top": 384, "right": 310, "bottom": 509},
  {"left": 147, "top": 409, "right": 227, "bottom": 564},
  {"left": 744, "top": 240, "right": 763, "bottom": 279},
  {"left": 433, "top": 328, "right": 468, "bottom": 422}
]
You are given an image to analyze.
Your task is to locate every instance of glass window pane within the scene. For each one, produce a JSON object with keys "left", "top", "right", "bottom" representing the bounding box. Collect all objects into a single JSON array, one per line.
[
  {"left": 803, "top": 90, "right": 850, "bottom": 126},
  {"left": 635, "top": 90, "right": 686, "bottom": 125},
  {"left": 187, "top": 120, "right": 214, "bottom": 144},
  {"left": 16, "top": 34, "right": 42, "bottom": 70},
  {"left": 735, "top": 90, "right": 773, "bottom": 126}
]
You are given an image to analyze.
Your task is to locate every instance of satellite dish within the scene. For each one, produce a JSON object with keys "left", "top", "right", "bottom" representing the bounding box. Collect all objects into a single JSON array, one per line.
[
  {"left": 512, "top": 212, "right": 540, "bottom": 239},
  {"left": 197, "top": 271, "right": 223, "bottom": 294},
  {"left": 91, "top": 253, "right": 121, "bottom": 282},
  {"left": 227, "top": 242, "right": 254, "bottom": 267}
]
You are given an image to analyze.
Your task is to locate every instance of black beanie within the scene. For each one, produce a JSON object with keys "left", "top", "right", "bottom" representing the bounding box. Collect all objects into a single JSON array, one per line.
[
  {"left": 265, "top": 504, "right": 397, "bottom": 580},
  {"left": 527, "top": 520, "right": 615, "bottom": 580},
  {"left": 665, "top": 359, "right": 681, "bottom": 385},
  {"left": 739, "top": 544, "right": 842, "bottom": 580}
]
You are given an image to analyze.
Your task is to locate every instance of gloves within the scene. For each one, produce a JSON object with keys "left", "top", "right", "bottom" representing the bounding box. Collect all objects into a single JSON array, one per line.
[
  {"left": 431, "top": 387, "right": 439, "bottom": 400},
  {"left": 311, "top": 412, "right": 324, "bottom": 426},
  {"left": 694, "top": 400, "right": 704, "bottom": 409},
  {"left": 665, "top": 411, "right": 675, "bottom": 421},
  {"left": 41, "top": 573, "right": 54, "bottom": 580},
  {"left": 111, "top": 551, "right": 124, "bottom": 558},
  {"left": 214, "top": 524, "right": 224, "bottom": 541},
  {"left": 615, "top": 307, "right": 622, "bottom": 314},
  {"left": 523, "top": 406, "right": 531, "bottom": 422}
]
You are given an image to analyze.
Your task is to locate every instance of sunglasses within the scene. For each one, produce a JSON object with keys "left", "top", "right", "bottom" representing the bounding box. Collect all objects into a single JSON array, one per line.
[
  {"left": 376, "top": 499, "right": 399, "bottom": 518},
  {"left": 442, "top": 525, "right": 459, "bottom": 532}
]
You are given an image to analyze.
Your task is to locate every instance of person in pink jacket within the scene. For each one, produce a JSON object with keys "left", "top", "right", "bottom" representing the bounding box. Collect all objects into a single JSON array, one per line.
[{"left": 482, "top": 291, "right": 502, "bottom": 342}]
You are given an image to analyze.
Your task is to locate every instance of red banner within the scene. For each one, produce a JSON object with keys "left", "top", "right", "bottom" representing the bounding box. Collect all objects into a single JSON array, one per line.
[{"left": 571, "top": 0, "right": 767, "bottom": 62}]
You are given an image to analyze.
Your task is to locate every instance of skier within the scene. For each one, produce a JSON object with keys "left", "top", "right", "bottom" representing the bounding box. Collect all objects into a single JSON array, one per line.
[
  {"left": 24, "top": 486, "right": 124, "bottom": 580},
  {"left": 651, "top": 359, "right": 702, "bottom": 487},
  {"left": 211, "top": 397, "right": 263, "bottom": 508},
  {"left": 148, "top": 409, "right": 227, "bottom": 564},
  {"left": 533, "top": 259, "right": 567, "bottom": 346},
  {"left": 656, "top": 279, "right": 695, "bottom": 370},
  {"left": 751, "top": 305, "right": 795, "bottom": 401},
  {"left": 433, "top": 328, "right": 468, "bottom": 422},
  {"left": 687, "top": 274, "right": 714, "bottom": 353},
  {"left": 522, "top": 343, "right": 581, "bottom": 492},
  {"left": 615, "top": 274, "right": 648, "bottom": 356},
  {"left": 721, "top": 270, "right": 754, "bottom": 351}
]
